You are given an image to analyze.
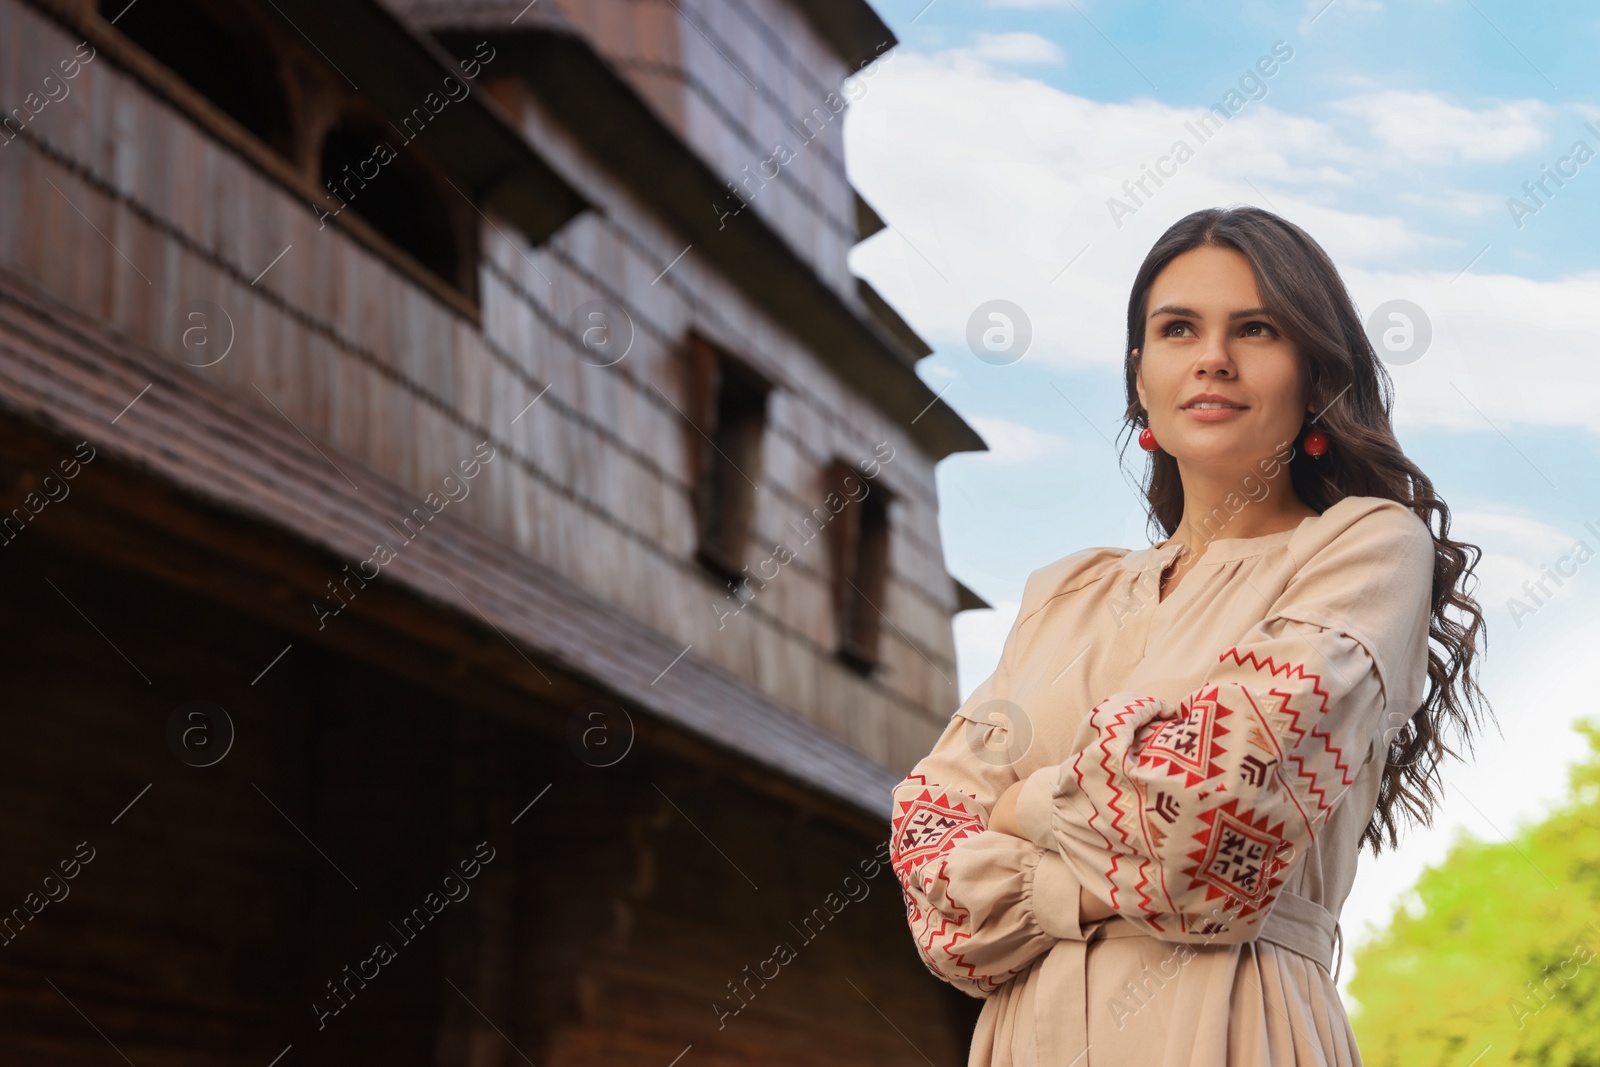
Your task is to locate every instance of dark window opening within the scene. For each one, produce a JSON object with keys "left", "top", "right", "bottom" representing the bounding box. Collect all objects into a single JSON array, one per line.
[
  {"left": 100, "top": 0, "right": 292, "bottom": 157},
  {"left": 689, "top": 337, "right": 770, "bottom": 585},
  {"left": 827, "top": 458, "right": 892, "bottom": 674},
  {"left": 319, "top": 122, "right": 463, "bottom": 290}
]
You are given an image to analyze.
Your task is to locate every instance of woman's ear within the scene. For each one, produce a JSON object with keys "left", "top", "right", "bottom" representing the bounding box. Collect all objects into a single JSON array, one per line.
[{"left": 1132, "top": 348, "right": 1146, "bottom": 411}]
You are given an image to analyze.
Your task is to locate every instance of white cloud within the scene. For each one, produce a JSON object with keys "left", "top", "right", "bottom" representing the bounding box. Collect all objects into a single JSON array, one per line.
[
  {"left": 844, "top": 48, "right": 1435, "bottom": 375},
  {"left": 967, "top": 415, "right": 1074, "bottom": 464},
  {"left": 966, "top": 31, "right": 1065, "bottom": 66},
  {"left": 1350, "top": 265, "right": 1600, "bottom": 437},
  {"left": 1395, "top": 187, "right": 1503, "bottom": 216},
  {"left": 1428, "top": 507, "right": 1588, "bottom": 612},
  {"left": 1329, "top": 90, "right": 1549, "bottom": 164}
]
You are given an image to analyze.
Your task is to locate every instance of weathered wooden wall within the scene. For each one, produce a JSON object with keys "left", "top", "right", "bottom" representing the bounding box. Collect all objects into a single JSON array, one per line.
[{"left": 0, "top": 0, "right": 958, "bottom": 782}]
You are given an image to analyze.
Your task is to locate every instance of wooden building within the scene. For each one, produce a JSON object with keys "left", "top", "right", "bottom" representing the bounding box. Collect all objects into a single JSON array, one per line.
[{"left": 0, "top": 0, "right": 990, "bottom": 1062}]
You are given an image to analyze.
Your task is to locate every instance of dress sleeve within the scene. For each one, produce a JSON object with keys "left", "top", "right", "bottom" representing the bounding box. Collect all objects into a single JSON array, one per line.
[
  {"left": 889, "top": 554, "right": 1113, "bottom": 998},
  {"left": 1014, "top": 499, "right": 1434, "bottom": 944}
]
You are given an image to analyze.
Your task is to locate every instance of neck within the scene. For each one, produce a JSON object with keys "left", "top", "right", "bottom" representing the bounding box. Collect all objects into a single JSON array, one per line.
[{"left": 1167, "top": 460, "right": 1310, "bottom": 549}]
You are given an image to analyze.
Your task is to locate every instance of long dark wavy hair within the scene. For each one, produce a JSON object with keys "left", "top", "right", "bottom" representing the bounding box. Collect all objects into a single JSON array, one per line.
[{"left": 1118, "top": 205, "right": 1493, "bottom": 855}]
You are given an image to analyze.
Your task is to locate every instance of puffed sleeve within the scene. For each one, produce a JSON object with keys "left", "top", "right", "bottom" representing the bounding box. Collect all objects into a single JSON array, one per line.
[
  {"left": 1014, "top": 498, "right": 1434, "bottom": 944},
  {"left": 889, "top": 551, "right": 1118, "bottom": 998}
]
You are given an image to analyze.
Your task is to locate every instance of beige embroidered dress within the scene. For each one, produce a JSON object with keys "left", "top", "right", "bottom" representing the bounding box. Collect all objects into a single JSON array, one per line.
[{"left": 890, "top": 495, "right": 1434, "bottom": 1066}]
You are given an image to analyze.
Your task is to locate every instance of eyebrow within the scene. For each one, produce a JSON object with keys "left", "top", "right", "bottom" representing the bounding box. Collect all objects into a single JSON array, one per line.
[{"left": 1148, "top": 305, "right": 1273, "bottom": 321}]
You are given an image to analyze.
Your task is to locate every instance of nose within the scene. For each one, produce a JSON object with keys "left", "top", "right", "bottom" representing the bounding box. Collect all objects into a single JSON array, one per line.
[{"left": 1194, "top": 333, "right": 1236, "bottom": 378}]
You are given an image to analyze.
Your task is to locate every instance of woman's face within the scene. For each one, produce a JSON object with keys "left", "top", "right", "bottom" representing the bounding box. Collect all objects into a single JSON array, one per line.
[{"left": 1133, "top": 244, "right": 1309, "bottom": 474}]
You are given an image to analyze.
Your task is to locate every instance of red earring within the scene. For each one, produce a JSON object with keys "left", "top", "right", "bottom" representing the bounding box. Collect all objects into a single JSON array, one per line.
[
  {"left": 1302, "top": 429, "right": 1328, "bottom": 457},
  {"left": 1138, "top": 426, "right": 1158, "bottom": 452}
]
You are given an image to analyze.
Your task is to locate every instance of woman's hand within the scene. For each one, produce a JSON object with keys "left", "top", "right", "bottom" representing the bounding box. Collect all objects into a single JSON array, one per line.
[
  {"left": 1079, "top": 885, "right": 1116, "bottom": 923},
  {"left": 989, "top": 779, "right": 1027, "bottom": 838}
]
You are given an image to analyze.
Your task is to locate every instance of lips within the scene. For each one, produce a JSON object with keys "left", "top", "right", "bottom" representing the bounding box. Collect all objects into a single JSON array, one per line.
[
  {"left": 1180, "top": 398, "right": 1249, "bottom": 424},
  {"left": 1180, "top": 392, "right": 1248, "bottom": 410}
]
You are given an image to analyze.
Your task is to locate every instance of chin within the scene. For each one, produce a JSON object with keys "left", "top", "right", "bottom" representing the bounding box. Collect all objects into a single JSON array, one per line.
[{"left": 1169, "top": 438, "right": 1274, "bottom": 468}]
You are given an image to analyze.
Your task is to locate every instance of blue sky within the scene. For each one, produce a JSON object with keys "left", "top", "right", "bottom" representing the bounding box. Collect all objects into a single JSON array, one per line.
[{"left": 841, "top": 0, "right": 1600, "bottom": 998}]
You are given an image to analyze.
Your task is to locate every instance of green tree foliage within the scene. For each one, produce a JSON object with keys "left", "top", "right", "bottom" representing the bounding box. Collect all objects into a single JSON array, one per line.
[{"left": 1349, "top": 719, "right": 1600, "bottom": 1066}]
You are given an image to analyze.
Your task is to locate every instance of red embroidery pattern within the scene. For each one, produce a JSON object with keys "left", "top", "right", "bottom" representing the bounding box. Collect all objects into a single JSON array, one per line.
[
  {"left": 1220, "top": 647, "right": 1353, "bottom": 818},
  {"left": 1142, "top": 687, "right": 1231, "bottom": 787},
  {"left": 891, "top": 779, "right": 986, "bottom": 884},
  {"left": 1074, "top": 695, "right": 1168, "bottom": 922},
  {"left": 1184, "top": 797, "right": 1291, "bottom": 921},
  {"left": 890, "top": 776, "right": 1014, "bottom": 994},
  {"left": 1067, "top": 643, "right": 1353, "bottom": 936}
]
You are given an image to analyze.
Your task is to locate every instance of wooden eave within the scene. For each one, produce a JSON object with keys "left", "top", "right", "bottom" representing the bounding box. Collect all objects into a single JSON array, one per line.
[
  {"left": 31, "top": 0, "right": 592, "bottom": 248},
  {"left": 419, "top": 22, "right": 986, "bottom": 461},
  {"left": 858, "top": 277, "right": 932, "bottom": 360},
  {"left": 257, "top": 0, "right": 593, "bottom": 245},
  {"left": 953, "top": 576, "right": 992, "bottom": 614},
  {"left": 793, "top": 0, "right": 899, "bottom": 69},
  {"left": 855, "top": 189, "right": 888, "bottom": 241}
]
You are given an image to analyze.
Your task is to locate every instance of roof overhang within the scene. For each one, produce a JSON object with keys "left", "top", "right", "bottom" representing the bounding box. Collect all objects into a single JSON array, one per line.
[
  {"left": 263, "top": 0, "right": 592, "bottom": 244},
  {"left": 855, "top": 190, "right": 888, "bottom": 241},
  {"left": 953, "top": 577, "right": 993, "bottom": 613},
  {"left": 406, "top": 15, "right": 984, "bottom": 460},
  {"left": 858, "top": 277, "right": 932, "bottom": 360},
  {"left": 793, "top": 0, "right": 899, "bottom": 69},
  {"left": 34, "top": 0, "right": 593, "bottom": 247}
]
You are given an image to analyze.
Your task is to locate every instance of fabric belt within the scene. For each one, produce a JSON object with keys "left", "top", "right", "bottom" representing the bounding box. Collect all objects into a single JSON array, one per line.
[
  {"left": 1028, "top": 892, "right": 1341, "bottom": 1067},
  {"left": 1093, "top": 890, "right": 1341, "bottom": 972}
]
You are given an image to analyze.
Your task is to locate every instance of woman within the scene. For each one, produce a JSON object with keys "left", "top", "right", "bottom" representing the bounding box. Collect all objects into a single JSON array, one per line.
[{"left": 889, "top": 206, "right": 1491, "bottom": 1066}]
